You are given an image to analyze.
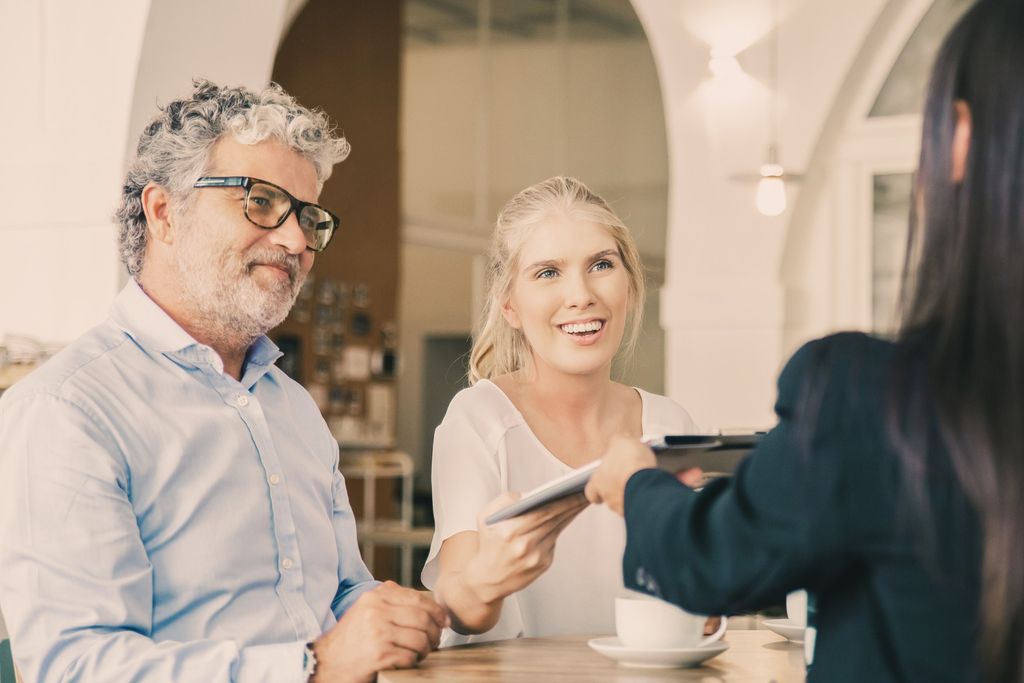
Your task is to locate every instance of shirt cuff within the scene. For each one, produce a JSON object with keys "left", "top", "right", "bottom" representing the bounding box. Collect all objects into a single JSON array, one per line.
[{"left": 236, "top": 640, "right": 307, "bottom": 683}]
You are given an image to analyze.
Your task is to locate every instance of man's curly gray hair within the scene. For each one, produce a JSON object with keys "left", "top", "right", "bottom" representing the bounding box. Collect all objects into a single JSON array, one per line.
[{"left": 115, "top": 79, "right": 350, "bottom": 276}]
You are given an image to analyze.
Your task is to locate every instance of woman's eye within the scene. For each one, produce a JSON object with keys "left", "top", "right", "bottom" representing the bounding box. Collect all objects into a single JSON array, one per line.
[
  {"left": 591, "top": 259, "right": 613, "bottom": 272},
  {"left": 537, "top": 268, "right": 558, "bottom": 279}
]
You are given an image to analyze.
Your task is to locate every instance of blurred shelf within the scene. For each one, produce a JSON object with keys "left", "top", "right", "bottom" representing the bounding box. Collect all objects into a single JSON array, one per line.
[{"left": 340, "top": 450, "right": 433, "bottom": 586}]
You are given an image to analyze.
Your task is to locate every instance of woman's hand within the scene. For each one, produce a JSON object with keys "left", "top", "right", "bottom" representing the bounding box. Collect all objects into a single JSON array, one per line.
[
  {"left": 461, "top": 492, "right": 589, "bottom": 605},
  {"left": 584, "top": 435, "right": 657, "bottom": 515},
  {"left": 675, "top": 467, "right": 705, "bottom": 488}
]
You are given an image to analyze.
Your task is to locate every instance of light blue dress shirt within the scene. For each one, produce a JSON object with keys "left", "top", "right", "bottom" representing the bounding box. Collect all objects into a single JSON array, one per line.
[{"left": 0, "top": 280, "right": 377, "bottom": 682}]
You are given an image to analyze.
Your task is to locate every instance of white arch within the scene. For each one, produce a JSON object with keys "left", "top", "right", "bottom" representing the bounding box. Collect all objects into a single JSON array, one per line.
[
  {"left": 630, "top": 0, "right": 891, "bottom": 428},
  {"left": 0, "top": 0, "right": 296, "bottom": 344},
  {"left": 0, "top": 1, "right": 150, "bottom": 343},
  {"left": 779, "top": 0, "right": 934, "bottom": 351},
  {"left": 124, "top": 1, "right": 295, "bottom": 177}
]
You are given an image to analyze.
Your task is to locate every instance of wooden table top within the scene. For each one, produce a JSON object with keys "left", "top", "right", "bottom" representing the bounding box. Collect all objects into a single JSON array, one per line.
[{"left": 379, "top": 630, "right": 806, "bottom": 682}]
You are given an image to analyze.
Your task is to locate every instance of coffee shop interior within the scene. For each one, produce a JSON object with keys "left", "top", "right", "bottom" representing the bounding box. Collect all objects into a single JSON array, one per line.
[{"left": 0, "top": 0, "right": 970, "bottom": 660}]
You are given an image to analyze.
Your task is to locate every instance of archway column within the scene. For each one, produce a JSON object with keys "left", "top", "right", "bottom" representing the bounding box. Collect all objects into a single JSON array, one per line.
[
  {"left": 0, "top": 1, "right": 151, "bottom": 342},
  {"left": 630, "top": 0, "right": 887, "bottom": 429},
  {"left": 0, "top": 0, "right": 295, "bottom": 344}
]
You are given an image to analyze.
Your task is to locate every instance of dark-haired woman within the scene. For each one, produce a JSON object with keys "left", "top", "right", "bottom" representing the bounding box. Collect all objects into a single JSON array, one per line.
[{"left": 586, "top": 1, "right": 1024, "bottom": 681}]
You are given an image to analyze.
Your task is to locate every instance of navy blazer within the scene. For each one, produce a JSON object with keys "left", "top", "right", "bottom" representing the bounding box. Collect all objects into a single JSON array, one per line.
[{"left": 623, "top": 333, "right": 981, "bottom": 683}]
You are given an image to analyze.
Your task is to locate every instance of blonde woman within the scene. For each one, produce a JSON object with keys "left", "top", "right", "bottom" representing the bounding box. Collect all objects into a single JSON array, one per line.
[{"left": 421, "top": 177, "right": 699, "bottom": 644}]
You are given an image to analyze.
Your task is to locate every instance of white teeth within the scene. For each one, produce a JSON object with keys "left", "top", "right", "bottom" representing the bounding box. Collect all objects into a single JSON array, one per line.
[{"left": 560, "top": 321, "right": 603, "bottom": 334}]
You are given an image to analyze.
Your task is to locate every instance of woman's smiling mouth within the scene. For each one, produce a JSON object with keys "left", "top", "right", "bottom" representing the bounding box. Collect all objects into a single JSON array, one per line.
[{"left": 558, "top": 319, "right": 605, "bottom": 338}]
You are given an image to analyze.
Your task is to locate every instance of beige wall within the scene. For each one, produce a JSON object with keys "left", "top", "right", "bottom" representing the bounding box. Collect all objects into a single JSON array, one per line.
[
  {"left": 396, "top": 243, "right": 478, "bottom": 480},
  {"left": 402, "top": 39, "right": 669, "bottom": 254},
  {"left": 398, "top": 27, "right": 671, "bottom": 476}
]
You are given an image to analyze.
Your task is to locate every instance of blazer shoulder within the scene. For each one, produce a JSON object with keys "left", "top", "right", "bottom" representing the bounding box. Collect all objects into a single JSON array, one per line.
[
  {"left": 775, "top": 332, "right": 900, "bottom": 440},
  {"left": 779, "top": 332, "right": 895, "bottom": 397}
]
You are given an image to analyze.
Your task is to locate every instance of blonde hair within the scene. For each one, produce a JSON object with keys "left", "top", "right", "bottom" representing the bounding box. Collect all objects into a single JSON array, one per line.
[{"left": 468, "top": 176, "right": 646, "bottom": 384}]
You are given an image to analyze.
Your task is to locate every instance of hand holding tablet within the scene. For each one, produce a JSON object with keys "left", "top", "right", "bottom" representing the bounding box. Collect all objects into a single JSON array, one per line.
[
  {"left": 484, "top": 434, "right": 756, "bottom": 525},
  {"left": 484, "top": 460, "right": 601, "bottom": 525}
]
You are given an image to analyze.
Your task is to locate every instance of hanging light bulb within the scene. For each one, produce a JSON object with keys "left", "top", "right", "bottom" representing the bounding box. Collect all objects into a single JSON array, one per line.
[
  {"left": 728, "top": 0, "right": 802, "bottom": 210},
  {"left": 755, "top": 0, "right": 789, "bottom": 217},
  {"left": 756, "top": 176, "right": 786, "bottom": 217},
  {"left": 756, "top": 146, "right": 786, "bottom": 216}
]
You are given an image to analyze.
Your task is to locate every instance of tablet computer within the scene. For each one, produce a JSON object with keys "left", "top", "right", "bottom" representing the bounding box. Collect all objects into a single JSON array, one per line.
[
  {"left": 483, "top": 460, "right": 601, "bottom": 525},
  {"left": 483, "top": 435, "right": 747, "bottom": 525},
  {"left": 648, "top": 432, "right": 763, "bottom": 473},
  {"left": 646, "top": 433, "right": 764, "bottom": 450}
]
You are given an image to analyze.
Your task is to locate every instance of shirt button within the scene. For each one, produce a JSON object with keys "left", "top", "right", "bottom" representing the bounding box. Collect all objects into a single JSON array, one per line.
[
  {"left": 282, "top": 558, "right": 294, "bottom": 570},
  {"left": 269, "top": 474, "right": 281, "bottom": 486},
  {"left": 235, "top": 394, "right": 249, "bottom": 407}
]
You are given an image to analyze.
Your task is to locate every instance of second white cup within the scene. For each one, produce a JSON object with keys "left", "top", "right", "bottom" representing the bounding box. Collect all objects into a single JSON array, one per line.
[
  {"left": 615, "top": 596, "right": 727, "bottom": 649},
  {"left": 786, "top": 590, "right": 808, "bottom": 627}
]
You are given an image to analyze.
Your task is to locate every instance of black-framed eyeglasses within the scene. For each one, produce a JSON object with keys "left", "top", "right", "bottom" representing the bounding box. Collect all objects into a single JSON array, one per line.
[{"left": 193, "top": 176, "right": 340, "bottom": 252}]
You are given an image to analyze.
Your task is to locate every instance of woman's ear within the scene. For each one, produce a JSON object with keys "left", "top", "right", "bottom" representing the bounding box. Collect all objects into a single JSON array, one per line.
[
  {"left": 141, "top": 183, "right": 176, "bottom": 245},
  {"left": 501, "top": 297, "right": 522, "bottom": 329},
  {"left": 952, "top": 100, "right": 972, "bottom": 184}
]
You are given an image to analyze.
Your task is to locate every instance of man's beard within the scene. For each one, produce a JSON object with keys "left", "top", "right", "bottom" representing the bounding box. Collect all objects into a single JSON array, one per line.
[{"left": 174, "top": 223, "right": 305, "bottom": 348}]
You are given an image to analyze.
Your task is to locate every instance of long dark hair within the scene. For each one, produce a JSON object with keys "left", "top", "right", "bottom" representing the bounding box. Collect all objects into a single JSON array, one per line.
[{"left": 894, "top": 1, "right": 1024, "bottom": 679}]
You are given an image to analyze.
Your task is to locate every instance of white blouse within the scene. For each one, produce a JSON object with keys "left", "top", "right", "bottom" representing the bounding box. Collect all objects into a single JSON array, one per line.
[{"left": 422, "top": 379, "right": 699, "bottom": 646}]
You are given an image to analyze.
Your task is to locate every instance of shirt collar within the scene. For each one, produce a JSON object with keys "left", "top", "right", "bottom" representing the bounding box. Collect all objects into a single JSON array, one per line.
[
  {"left": 110, "top": 279, "right": 283, "bottom": 382},
  {"left": 243, "top": 336, "right": 284, "bottom": 385}
]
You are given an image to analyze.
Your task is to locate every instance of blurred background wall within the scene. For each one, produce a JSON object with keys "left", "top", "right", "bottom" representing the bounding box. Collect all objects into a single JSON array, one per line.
[{"left": 0, "top": 0, "right": 973, "bottom": 550}]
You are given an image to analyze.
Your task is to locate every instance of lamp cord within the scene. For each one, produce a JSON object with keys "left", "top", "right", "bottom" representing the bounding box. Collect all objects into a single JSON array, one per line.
[{"left": 770, "top": 0, "right": 780, "bottom": 164}]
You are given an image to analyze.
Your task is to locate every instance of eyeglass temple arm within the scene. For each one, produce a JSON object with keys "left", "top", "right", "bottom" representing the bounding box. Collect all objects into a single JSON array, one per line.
[{"left": 193, "top": 176, "right": 249, "bottom": 188}]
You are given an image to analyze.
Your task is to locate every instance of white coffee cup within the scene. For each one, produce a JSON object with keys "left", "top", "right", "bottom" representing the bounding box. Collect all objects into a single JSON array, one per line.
[
  {"left": 615, "top": 595, "right": 728, "bottom": 649},
  {"left": 786, "top": 590, "right": 808, "bottom": 627}
]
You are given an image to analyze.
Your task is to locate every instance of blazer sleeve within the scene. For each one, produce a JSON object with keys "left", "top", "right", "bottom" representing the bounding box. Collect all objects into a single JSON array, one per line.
[{"left": 621, "top": 336, "right": 865, "bottom": 615}]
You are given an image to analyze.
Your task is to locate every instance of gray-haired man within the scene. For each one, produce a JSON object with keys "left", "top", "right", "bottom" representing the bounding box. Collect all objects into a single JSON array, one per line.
[{"left": 0, "top": 80, "right": 445, "bottom": 683}]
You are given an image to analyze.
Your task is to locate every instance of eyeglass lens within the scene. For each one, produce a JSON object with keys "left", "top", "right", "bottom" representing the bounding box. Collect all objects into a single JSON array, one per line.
[{"left": 245, "top": 181, "right": 336, "bottom": 251}]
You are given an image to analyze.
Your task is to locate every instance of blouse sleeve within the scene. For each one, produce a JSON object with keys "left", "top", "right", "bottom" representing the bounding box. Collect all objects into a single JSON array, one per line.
[
  {"left": 420, "top": 388, "right": 528, "bottom": 645},
  {"left": 621, "top": 335, "right": 869, "bottom": 615},
  {"left": 648, "top": 392, "right": 701, "bottom": 435},
  {"left": 420, "top": 390, "right": 502, "bottom": 589}
]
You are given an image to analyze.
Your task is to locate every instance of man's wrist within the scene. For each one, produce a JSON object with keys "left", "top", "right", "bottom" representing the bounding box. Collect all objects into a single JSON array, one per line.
[{"left": 302, "top": 640, "right": 319, "bottom": 682}]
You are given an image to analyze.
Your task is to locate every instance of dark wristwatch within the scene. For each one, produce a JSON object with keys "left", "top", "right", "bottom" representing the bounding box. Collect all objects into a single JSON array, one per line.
[{"left": 302, "top": 641, "right": 318, "bottom": 681}]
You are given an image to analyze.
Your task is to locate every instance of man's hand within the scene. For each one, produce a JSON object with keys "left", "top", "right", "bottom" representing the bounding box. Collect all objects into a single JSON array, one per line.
[
  {"left": 311, "top": 581, "right": 448, "bottom": 683},
  {"left": 584, "top": 435, "right": 657, "bottom": 515}
]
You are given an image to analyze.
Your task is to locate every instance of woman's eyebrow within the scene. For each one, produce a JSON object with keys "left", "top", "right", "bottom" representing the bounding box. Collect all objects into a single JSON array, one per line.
[{"left": 522, "top": 258, "right": 563, "bottom": 273}]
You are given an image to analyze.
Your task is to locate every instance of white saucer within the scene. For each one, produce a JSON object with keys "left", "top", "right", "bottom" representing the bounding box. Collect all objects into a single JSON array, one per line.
[
  {"left": 587, "top": 636, "right": 729, "bottom": 668},
  {"left": 762, "top": 618, "right": 806, "bottom": 643}
]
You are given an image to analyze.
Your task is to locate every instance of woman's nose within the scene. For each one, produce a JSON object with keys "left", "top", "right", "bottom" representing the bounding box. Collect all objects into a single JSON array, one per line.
[{"left": 564, "top": 273, "right": 596, "bottom": 309}]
